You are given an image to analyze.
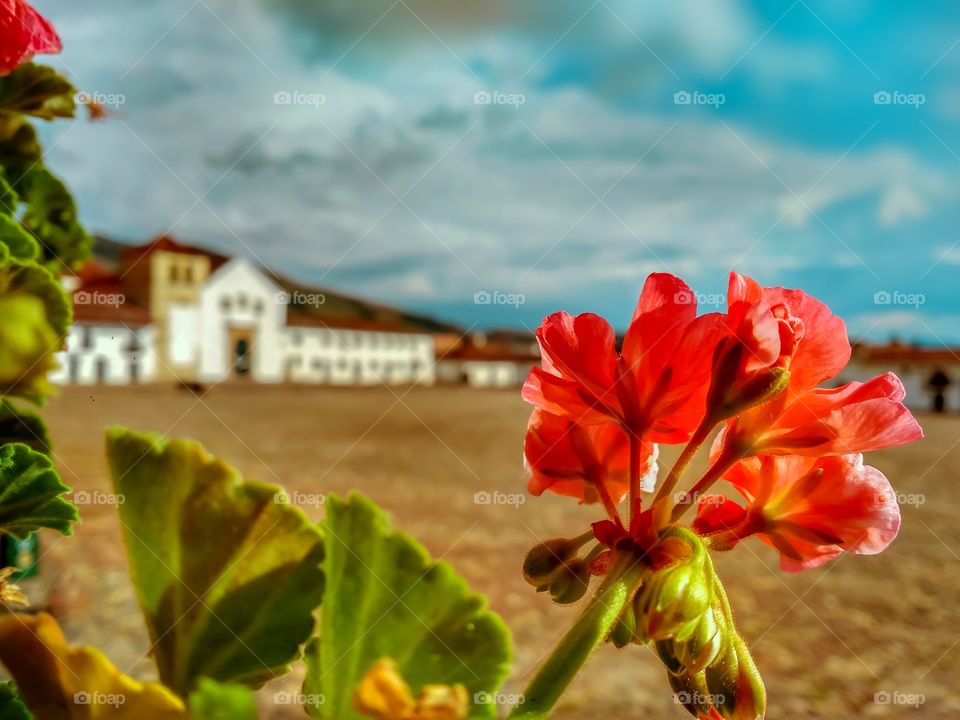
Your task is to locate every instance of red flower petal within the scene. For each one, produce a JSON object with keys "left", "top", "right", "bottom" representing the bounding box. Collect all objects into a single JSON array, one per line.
[
  {"left": 524, "top": 409, "right": 650, "bottom": 505},
  {"left": 721, "top": 453, "right": 902, "bottom": 571},
  {"left": 761, "top": 372, "right": 923, "bottom": 454},
  {"left": 760, "top": 284, "right": 851, "bottom": 391},
  {"left": 0, "top": 0, "right": 62, "bottom": 75},
  {"left": 524, "top": 312, "right": 622, "bottom": 423}
]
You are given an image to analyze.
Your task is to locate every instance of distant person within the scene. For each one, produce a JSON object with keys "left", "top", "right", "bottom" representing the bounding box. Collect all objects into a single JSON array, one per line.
[{"left": 928, "top": 369, "right": 951, "bottom": 413}]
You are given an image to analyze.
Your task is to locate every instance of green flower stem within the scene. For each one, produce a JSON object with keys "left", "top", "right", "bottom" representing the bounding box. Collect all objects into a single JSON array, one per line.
[
  {"left": 508, "top": 553, "right": 646, "bottom": 720},
  {"left": 669, "top": 453, "right": 739, "bottom": 524}
]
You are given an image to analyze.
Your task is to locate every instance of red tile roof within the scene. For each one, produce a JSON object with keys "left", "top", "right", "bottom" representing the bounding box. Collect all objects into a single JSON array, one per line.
[
  {"left": 70, "top": 271, "right": 152, "bottom": 326},
  {"left": 120, "top": 235, "right": 230, "bottom": 272},
  {"left": 443, "top": 339, "right": 540, "bottom": 363},
  {"left": 286, "top": 312, "right": 431, "bottom": 334},
  {"left": 852, "top": 342, "right": 960, "bottom": 365}
]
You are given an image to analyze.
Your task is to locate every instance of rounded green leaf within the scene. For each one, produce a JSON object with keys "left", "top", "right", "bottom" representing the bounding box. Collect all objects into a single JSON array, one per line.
[
  {"left": 303, "top": 493, "right": 512, "bottom": 720},
  {"left": 0, "top": 442, "right": 77, "bottom": 539}
]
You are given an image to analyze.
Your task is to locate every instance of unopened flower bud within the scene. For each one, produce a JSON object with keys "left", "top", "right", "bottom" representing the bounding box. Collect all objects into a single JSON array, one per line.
[
  {"left": 522, "top": 537, "right": 584, "bottom": 588},
  {"left": 547, "top": 558, "right": 591, "bottom": 604},
  {"left": 657, "top": 600, "right": 725, "bottom": 675},
  {"left": 667, "top": 668, "right": 712, "bottom": 717},
  {"left": 706, "top": 337, "right": 791, "bottom": 423},
  {"left": 634, "top": 528, "right": 712, "bottom": 642},
  {"left": 703, "top": 632, "right": 765, "bottom": 720}
]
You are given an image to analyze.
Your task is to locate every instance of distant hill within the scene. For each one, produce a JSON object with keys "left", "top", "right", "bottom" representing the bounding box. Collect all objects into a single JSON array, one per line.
[{"left": 90, "top": 235, "right": 464, "bottom": 335}]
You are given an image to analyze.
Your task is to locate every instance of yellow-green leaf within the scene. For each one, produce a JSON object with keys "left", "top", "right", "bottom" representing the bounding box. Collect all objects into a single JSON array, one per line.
[
  {"left": 0, "top": 64, "right": 77, "bottom": 121},
  {"left": 106, "top": 428, "right": 325, "bottom": 696},
  {"left": 187, "top": 679, "right": 257, "bottom": 720},
  {"left": 0, "top": 258, "right": 70, "bottom": 401}
]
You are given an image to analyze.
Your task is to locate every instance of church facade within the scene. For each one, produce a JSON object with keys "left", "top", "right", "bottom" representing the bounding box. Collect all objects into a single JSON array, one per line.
[{"left": 51, "top": 238, "right": 436, "bottom": 387}]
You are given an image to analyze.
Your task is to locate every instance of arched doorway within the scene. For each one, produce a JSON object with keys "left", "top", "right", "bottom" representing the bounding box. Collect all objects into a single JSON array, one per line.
[
  {"left": 95, "top": 357, "right": 108, "bottom": 384},
  {"left": 228, "top": 327, "right": 254, "bottom": 379},
  {"left": 928, "top": 368, "right": 951, "bottom": 413}
]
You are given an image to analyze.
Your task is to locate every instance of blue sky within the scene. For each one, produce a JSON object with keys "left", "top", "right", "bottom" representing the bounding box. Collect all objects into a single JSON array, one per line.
[{"left": 37, "top": 0, "right": 960, "bottom": 342}]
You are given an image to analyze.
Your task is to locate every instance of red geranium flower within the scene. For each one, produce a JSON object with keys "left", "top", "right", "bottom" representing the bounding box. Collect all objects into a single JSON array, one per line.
[
  {"left": 525, "top": 409, "right": 658, "bottom": 512},
  {"left": 710, "top": 274, "right": 922, "bottom": 462},
  {"left": 522, "top": 273, "right": 722, "bottom": 442},
  {"left": 693, "top": 453, "right": 901, "bottom": 571},
  {"left": 0, "top": 0, "right": 61, "bottom": 75}
]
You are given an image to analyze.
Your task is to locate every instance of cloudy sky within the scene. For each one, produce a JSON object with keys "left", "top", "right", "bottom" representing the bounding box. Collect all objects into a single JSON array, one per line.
[{"left": 36, "top": 0, "right": 960, "bottom": 342}]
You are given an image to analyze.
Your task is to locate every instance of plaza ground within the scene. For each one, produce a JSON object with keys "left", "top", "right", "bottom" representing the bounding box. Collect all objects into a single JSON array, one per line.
[{"left": 22, "top": 384, "right": 960, "bottom": 718}]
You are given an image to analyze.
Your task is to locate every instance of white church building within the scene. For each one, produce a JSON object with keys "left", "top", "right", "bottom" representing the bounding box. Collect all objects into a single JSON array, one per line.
[{"left": 51, "top": 237, "right": 436, "bottom": 387}]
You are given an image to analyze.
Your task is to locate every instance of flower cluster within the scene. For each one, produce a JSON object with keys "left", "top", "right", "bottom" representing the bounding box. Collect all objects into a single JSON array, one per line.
[{"left": 521, "top": 272, "right": 922, "bottom": 719}]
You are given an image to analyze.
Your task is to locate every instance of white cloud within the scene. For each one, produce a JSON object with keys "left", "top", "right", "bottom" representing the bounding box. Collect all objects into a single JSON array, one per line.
[
  {"left": 38, "top": 0, "right": 956, "bottom": 319},
  {"left": 878, "top": 184, "right": 927, "bottom": 226}
]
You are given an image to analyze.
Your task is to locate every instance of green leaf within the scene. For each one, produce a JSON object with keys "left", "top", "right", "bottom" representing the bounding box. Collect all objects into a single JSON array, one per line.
[
  {"left": 16, "top": 167, "right": 91, "bottom": 270},
  {"left": 106, "top": 427, "right": 326, "bottom": 697},
  {"left": 0, "top": 399, "right": 52, "bottom": 454},
  {"left": 0, "top": 64, "right": 77, "bottom": 121},
  {"left": 0, "top": 122, "right": 43, "bottom": 170},
  {"left": 0, "top": 258, "right": 71, "bottom": 400},
  {"left": 0, "top": 443, "right": 77, "bottom": 539},
  {"left": 303, "top": 493, "right": 512, "bottom": 720},
  {"left": 187, "top": 679, "right": 258, "bottom": 720},
  {"left": 0, "top": 214, "right": 39, "bottom": 262},
  {"left": 0, "top": 257, "right": 71, "bottom": 335},
  {"left": 0, "top": 681, "right": 34, "bottom": 720},
  {"left": 0, "top": 170, "right": 20, "bottom": 215}
]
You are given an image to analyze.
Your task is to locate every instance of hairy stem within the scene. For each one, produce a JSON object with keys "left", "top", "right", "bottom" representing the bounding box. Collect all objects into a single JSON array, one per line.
[
  {"left": 508, "top": 553, "right": 646, "bottom": 719},
  {"left": 670, "top": 453, "right": 740, "bottom": 524},
  {"left": 594, "top": 474, "right": 622, "bottom": 524}
]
